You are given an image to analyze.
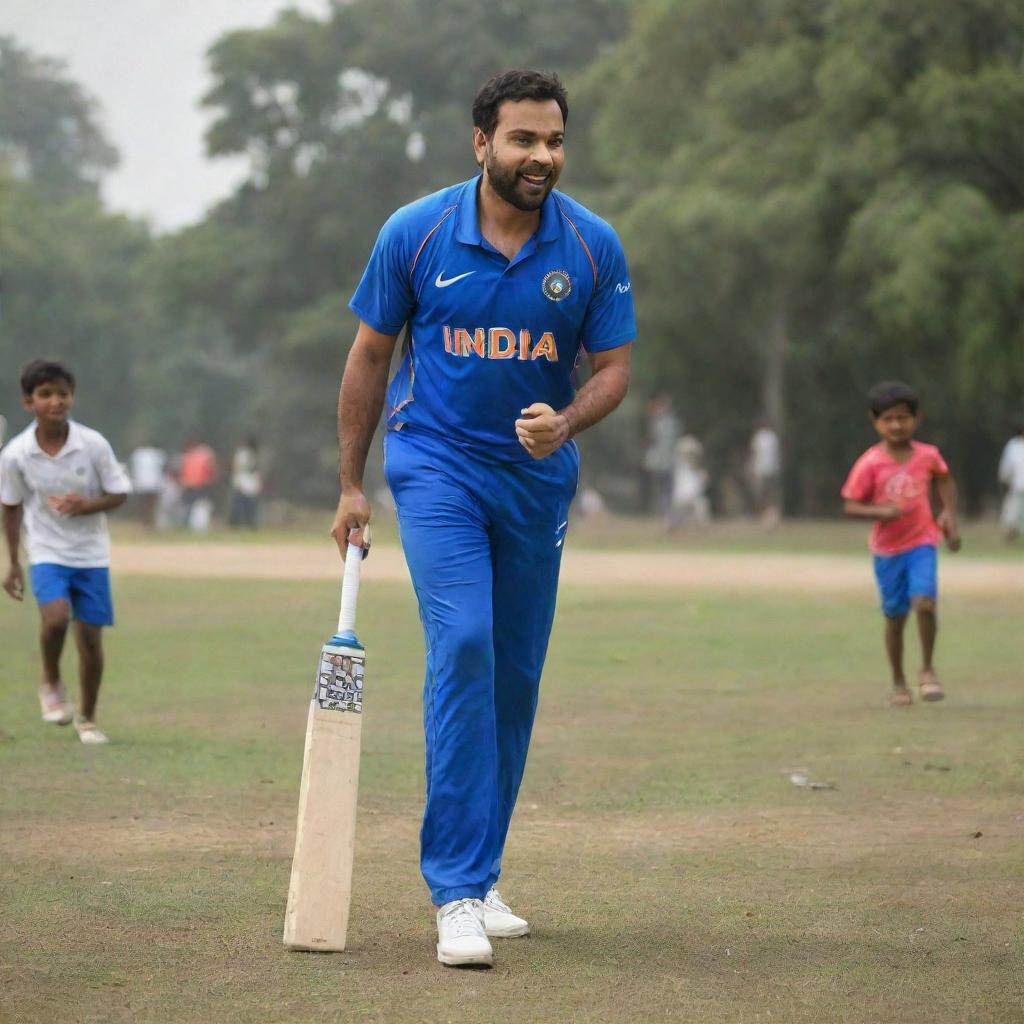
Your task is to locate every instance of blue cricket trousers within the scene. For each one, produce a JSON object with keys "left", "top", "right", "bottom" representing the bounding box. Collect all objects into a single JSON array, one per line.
[{"left": 384, "top": 425, "right": 579, "bottom": 905}]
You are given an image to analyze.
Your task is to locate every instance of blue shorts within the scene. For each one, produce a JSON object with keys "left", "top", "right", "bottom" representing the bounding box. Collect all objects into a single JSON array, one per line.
[
  {"left": 872, "top": 544, "right": 937, "bottom": 618},
  {"left": 29, "top": 564, "right": 114, "bottom": 626}
]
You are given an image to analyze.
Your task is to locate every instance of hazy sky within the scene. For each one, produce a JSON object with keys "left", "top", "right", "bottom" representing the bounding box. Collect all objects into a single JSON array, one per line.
[{"left": 0, "top": 0, "right": 330, "bottom": 232}]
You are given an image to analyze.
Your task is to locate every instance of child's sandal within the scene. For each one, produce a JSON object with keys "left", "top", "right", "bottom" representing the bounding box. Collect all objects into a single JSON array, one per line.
[
  {"left": 73, "top": 716, "right": 109, "bottom": 745},
  {"left": 39, "top": 687, "right": 74, "bottom": 725}
]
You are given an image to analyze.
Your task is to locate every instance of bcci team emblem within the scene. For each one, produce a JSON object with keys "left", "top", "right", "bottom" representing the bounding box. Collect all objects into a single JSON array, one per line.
[{"left": 542, "top": 270, "right": 572, "bottom": 302}]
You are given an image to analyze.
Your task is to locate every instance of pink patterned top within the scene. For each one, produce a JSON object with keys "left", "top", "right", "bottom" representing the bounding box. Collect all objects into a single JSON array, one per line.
[{"left": 842, "top": 442, "right": 949, "bottom": 555}]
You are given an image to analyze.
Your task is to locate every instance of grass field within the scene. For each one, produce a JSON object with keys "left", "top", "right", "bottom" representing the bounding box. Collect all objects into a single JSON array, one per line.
[
  {"left": 111, "top": 513, "right": 1024, "bottom": 561},
  {"left": 2, "top": 532, "right": 1023, "bottom": 1022}
]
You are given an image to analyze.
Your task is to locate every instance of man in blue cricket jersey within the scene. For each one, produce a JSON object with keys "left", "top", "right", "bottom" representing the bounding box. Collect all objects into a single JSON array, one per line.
[{"left": 331, "top": 69, "right": 635, "bottom": 967}]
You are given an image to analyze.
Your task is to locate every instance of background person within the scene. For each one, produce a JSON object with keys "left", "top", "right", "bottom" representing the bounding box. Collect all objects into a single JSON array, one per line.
[
  {"left": 128, "top": 442, "right": 166, "bottom": 529},
  {"left": 227, "top": 436, "right": 262, "bottom": 528},
  {"left": 749, "top": 418, "right": 781, "bottom": 526},
  {"left": 576, "top": 481, "right": 608, "bottom": 524},
  {"left": 0, "top": 360, "right": 131, "bottom": 743},
  {"left": 841, "top": 381, "right": 960, "bottom": 707},
  {"left": 155, "top": 464, "right": 183, "bottom": 530},
  {"left": 997, "top": 420, "right": 1024, "bottom": 542},
  {"left": 331, "top": 69, "right": 635, "bottom": 968},
  {"left": 179, "top": 438, "right": 217, "bottom": 532},
  {"left": 641, "top": 392, "right": 679, "bottom": 517},
  {"left": 669, "top": 434, "right": 710, "bottom": 528}
]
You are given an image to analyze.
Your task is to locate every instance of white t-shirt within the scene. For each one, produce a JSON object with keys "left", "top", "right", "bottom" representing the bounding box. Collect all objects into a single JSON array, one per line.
[
  {"left": 672, "top": 461, "right": 707, "bottom": 505},
  {"left": 231, "top": 446, "right": 262, "bottom": 497},
  {"left": 750, "top": 427, "right": 781, "bottom": 478},
  {"left": 129, "top": 446, "right": 166, "bottom": 493},
  {"left": 998, "top": 436, "right": 1024, "bottom": 492},
  {"left": 0, "top": 421, "right": 132, "bottom": 567}
]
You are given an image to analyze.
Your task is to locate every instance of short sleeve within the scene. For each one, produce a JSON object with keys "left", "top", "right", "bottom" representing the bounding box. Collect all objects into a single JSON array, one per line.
[
  {"left": 581, "top": 226, "right": 637, "bottom": 353},
  {"left": 349, "top": 213, "right": 415, "bottom": 337},
  {"left": 95, "top": 437, "right": 132, "bottom": 494},
  {"left": 931, "top": 447, "right": 950, "bottom": 477},
  {"left": 0, "top": 449, "right": 25, "bottom": 505},
  {"left": 841, "top": 455, "right": 874, "bottom": 502}
]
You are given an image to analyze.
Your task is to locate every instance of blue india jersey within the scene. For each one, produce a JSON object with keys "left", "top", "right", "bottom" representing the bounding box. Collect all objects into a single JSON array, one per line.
[{"left": 349, "top": 176, "right": 636, "bottom": 462}]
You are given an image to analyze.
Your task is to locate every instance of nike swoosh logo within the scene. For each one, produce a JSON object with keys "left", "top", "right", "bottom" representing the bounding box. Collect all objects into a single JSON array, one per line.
[{"left": 435, "top": 270, "right": 475, "bottom": 288}]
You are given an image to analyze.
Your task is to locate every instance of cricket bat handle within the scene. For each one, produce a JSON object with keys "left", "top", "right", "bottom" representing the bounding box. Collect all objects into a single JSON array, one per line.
[{"left": 337, "top": 542, "right": 363, "bottom": 634}]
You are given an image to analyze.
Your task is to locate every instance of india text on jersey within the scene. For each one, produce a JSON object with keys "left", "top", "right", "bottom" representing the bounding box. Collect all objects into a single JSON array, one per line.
[{"left": 442, "top": 326, "right": 558, "bottom": 361}]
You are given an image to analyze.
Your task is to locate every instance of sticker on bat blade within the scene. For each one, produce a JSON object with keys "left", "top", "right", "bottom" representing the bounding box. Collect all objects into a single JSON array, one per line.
[{"left": 316, "top": 651, "right": 364, "bottom": 713}]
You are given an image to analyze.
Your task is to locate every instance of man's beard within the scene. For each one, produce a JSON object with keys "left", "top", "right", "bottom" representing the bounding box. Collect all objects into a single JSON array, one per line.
[{"left": 485, "top": 149, "right": 555, "bottom": 212}]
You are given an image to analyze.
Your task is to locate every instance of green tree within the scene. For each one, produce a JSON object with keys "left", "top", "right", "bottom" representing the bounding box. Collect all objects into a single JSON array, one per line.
[
  {"left": 585, "top": 0, "right": 1024, "bottom": 512},
  {"left": 0, "top": 36, "right": 116, "bottom": 198},
  {"left": 158, "top": 0, "right": 629, "bottom": 502},
  {"left": 0, "top": 38, "right": 159, "bottom": 448}
]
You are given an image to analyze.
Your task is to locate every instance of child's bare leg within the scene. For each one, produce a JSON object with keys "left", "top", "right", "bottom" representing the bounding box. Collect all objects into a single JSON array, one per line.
[
  {"left": 884, "top": 613, "right": 908, "bottom": 687},
  {"left": 39, "top": 600, "right": 71, "bottom": 690},
  {"left": 913, "top": 596, "right": 937, "bottom": 673},
  {"left": 74, "top": 621, "right": 104, "bottom": 721},
  {"left": 913, "top": 597, "right": 944, "bottom": 699}
]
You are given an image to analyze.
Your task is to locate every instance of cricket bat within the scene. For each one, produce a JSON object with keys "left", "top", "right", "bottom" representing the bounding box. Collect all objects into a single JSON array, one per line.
[{"left": 283, "top": 533, "right": 368, "bottom": 951}]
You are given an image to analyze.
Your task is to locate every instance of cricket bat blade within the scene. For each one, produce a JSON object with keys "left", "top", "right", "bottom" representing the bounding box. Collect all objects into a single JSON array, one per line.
[{"left": 283, "top": 542, "right": 366, "bottom": 951}]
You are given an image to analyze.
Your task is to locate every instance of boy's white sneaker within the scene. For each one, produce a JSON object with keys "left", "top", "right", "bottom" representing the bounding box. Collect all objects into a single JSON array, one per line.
[
  {"left": 483, "top": 888, "right": 530, "bottom": 937},
  {"left": 436, "top": 898, "right": 493, "bottom": 967},
  {"left": 73, "top": 717, "right": 109, "bottom": 745}
]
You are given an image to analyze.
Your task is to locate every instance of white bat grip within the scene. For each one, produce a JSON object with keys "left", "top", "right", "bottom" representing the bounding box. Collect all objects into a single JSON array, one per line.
[{"left": 337, "top": 543, "right": 363, "bottom": 633}]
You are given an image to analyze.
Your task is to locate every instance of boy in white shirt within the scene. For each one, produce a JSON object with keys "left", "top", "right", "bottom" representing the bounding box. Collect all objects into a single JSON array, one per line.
[{"left": 1, "top": 361, "right": 131, "bottom": 743}]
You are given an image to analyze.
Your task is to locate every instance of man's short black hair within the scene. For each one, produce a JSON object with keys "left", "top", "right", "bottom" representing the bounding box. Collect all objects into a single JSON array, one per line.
[
  {"left": 472, "top": 70, "right": 568, "bottom": 138},
  {"left": 21, "top": 359, "right": 75, "bottom": 396},
  {"left": 868, "top": 380, "right": 918, "bottom": 418}
]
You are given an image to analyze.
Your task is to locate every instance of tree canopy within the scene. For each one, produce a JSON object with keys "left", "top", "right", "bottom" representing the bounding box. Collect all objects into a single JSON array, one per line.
[
  {"left": 0, "top": 36, "right": 116, "bottom": 198},
  {"left": 0, "top": 36, "right": 155, "bottom": 443},
  {"left": 2, "top": 2, "right": 1022, "bottom": 514},
  {"left": 585, "top": 0, "right": 1024, "bottom": 508}
]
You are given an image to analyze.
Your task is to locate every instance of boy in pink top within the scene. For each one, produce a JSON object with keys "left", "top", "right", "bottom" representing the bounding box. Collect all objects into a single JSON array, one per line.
[{"left": 842, "top": 382, "right": 960, "bottom": 706}]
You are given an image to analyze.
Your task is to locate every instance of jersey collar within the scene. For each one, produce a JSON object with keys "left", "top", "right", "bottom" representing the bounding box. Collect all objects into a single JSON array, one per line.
[
  {"left": 29, "top": 420, "right": 83, "bottom": 458},
  {"left": 454, "top": 176, "right": 562, "bottom": 252}
]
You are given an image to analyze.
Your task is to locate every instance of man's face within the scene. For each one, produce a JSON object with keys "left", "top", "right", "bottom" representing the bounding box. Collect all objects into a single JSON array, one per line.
[
  {"left": 24, "top": 380, "right": 74, "bottom": 426},
  {"left": 873, "top": 403, "right": 918, "bottom": 445},
  {"left": 474, "top": 99, "right": 565, "bottom": 212}
]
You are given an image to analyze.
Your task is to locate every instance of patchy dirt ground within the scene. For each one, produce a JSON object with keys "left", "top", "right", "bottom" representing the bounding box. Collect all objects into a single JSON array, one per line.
[
  {"left": 111, "top": 541, "right": 1024, "bottom": 595},
  {"left": 5, "top": 556, "right": 1022, "bottom": 1023},
  {"left": 4, "top": 796, "right": 1014, "bottom": 870}
]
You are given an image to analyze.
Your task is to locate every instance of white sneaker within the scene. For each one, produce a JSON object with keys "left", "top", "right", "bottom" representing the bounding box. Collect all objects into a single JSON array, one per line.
[
  {"left": 39, "top": 688, "right": 74, "bottom": 725},
  {"left": 483, "top": 888, "right": 530, "bottom": 937},
  {"left": 436, "top": 898, "right": 493, "bottom": 967},
  {"left": 73, "top": 717, "right": 109, "bottom": 745}
]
